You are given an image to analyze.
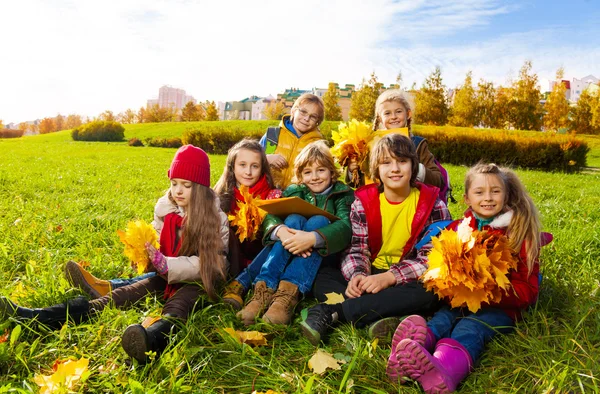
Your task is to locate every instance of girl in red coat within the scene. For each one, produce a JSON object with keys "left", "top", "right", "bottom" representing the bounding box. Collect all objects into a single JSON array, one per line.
[{"left": 388, "top": 163, "right": 551, "bottom": 393}]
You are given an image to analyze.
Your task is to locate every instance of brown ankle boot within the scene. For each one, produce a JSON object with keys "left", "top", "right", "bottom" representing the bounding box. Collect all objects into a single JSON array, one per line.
[
  {"left": 237, "top": 281, "right": 274, "bottom": 326},
  {"left": 262, "top": 281, "right": 299, "bottom": 325},
  {"left": 64, "top": 261, "right": 111, "bottom": 299},
  {"left": 223, "top": 280, "right": 245, "bottom": 311}
]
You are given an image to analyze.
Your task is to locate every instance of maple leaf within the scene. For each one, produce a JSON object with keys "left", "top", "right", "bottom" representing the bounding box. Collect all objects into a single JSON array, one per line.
[
  {"left": 224, "top": 328, "right": 268, "bottom": 347},
  {"left": 34, "top": 357, "right": 89, "bottom": 394},
  {"left": 117, "top": 220, "right": 160, "bottom": 275},
  {"left": 0, "top": 329, "right": 9, "bottom": 343},
  {"left": 308, "top": 349, "right": 346, "bottom": 375},
  {"left": 228, "top": 185, "right": 268, "bottom": 242},
  {"left": 422, "top": 227, "right": 518, "bottom": 313},
  {"left": 323, "top": 292, "right": 345, "bottom": 305}
]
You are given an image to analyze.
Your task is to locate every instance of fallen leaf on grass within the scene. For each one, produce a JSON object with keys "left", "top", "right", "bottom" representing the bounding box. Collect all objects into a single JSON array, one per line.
[
  {"left": 252, "top": 390, "right": 281, "bottom": 394},
  {"left": 224, "top": 328, "right": 268, "bottom": 346},
  {"left": 308, "top": 349, "right": 346, "bottom": 374},
  {"left": 141, "top": 316, "right": 161, "bottom": 329},
  {"left": 323, "top": 292, "right": 345, "bottom": 305},
  {"left": 34, "top": 357, "right": 89, "bottom": 394},
  {"left": 0, "top": 329, "right": 9, "bottom": 343}
]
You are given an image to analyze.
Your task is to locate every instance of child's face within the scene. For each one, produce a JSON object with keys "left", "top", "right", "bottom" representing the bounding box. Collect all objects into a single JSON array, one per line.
[
  {"left": 379, "top": 101, "right": 410, "bottom": 130},
  {"left": 170, "top": 178, "right": 193, "bottom": 208},
  {"left": 464, "top": 173, "right": 506, "bottom": 219},
  {"left": 233, "top": 148, "right": 262, "bottom": 188},
  {"left": 292, "top": 102, "right": 321, "bottom": 134},
  {"left": 301, "top": 161, "right": 333, "bottom": 193},
  {"left": 378, "top": 148, "right": 412, "bottom": 194}
]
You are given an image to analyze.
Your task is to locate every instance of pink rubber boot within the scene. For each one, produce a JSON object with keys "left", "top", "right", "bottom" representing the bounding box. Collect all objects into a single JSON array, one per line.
[
  {"left": 386, "top": 315, "right": 436, "bottom": 383},
  {"left": 396, "top": 338, "right": 473, "bottom": 393}
]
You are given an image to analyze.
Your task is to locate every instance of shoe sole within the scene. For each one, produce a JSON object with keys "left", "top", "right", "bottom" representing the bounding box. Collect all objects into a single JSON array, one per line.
[
  {"left": 64, "top": 261, "right": 102, "bottom": 299},
  {"left": 299, "top": 320, "right": 321, "bottom": 347},
  {"left": 222, "top": 297, "right": 243, "bottom": 311},
  {"left": 368, "top": 316, "right": 402, "bottom": 342},
  {"left": 121, "top": 325, "right": 150, "bottom": 364},
  {"left": 387, "top": 316, "right": 428, "bottom": 383},
  {"left": 397, "top": 339, "right": 449, "bottom": 394}
]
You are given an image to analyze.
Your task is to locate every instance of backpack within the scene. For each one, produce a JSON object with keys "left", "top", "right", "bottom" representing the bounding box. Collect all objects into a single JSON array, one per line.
[{"left": 411, "top": 135, "right": 456, "bottom": 205}]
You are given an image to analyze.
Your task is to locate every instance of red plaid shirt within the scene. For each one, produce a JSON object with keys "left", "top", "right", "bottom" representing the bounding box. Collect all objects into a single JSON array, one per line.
[{"left": 341, "top": 192, "right": 452, "bottom": 285}]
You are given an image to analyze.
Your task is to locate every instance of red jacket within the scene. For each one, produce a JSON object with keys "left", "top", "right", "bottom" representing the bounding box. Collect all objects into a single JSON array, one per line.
[{"left": 448, "top": 209, "right": 551, "bottom": 320}]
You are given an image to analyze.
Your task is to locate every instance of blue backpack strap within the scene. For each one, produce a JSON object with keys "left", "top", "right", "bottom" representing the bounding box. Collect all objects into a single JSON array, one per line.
[
  {"left": 264, "top": 126, "right": 281, "bottom": 154},
  {"left": 415, "top": 220, "right": 453, "bottom": 250},
  {"left": 411, "top": 135, "right": 424, "bottom": 149}
]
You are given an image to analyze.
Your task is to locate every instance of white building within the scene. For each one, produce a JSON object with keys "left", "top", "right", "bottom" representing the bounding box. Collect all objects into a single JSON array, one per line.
[
  {"left": 147, "top": 86, "right": 196, "bottom": 110},
  {"left": 251, "top": 95, "right": 275, "bottom": 120},
  {"left": 571, "top": 75, "right": 599, "bottom": 102}
]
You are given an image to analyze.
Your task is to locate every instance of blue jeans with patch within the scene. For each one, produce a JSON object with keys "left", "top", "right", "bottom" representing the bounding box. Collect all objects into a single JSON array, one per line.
[
  {"left": 251, "top": 214, "right": 329, "bottom": 294},
  {"left": 427, "top": 305, "right": 515, "bottom": 362},
  {"left": 109, "top": 272, "right": 156, "bottom": 290}
]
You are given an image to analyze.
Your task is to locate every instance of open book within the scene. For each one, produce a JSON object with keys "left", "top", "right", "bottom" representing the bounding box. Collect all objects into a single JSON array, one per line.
[{"left": 255, "top": 197, "right": 340, "bottom": 222}]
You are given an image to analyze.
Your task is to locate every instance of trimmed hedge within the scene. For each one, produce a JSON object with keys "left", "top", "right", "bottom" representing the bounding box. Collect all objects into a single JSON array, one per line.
[
  {"left": 72, "top": 121, "right": 125, "bottom": 141},
  {"left": 415, "top": 126, "right": 589, "bottom": 172},
  {"left": 145, "top": 137, "right": 182, "bottom": 148},
  {"left": 0, "top": 129, "right": 25, "bottom": 138}
]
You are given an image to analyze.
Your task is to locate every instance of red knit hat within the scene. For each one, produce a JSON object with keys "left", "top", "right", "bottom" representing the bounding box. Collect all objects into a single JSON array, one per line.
[{"left": 168, "top": 145, "right": 210, "bottom": 187}]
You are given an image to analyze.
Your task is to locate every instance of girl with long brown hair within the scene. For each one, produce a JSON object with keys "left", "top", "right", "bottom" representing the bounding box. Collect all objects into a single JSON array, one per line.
[{"left": 1, "top": 145, "right": 230, "bottom": 364}]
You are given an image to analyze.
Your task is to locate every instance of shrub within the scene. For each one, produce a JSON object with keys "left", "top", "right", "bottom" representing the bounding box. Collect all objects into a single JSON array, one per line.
[
  {"left": 71, "top": 121, "right": 125, "bottom": 141},
  {"left": 144, "top": 137, "right": 182, "bottom": 148},
  {"left": 128, "top": 137, "right": 144, "bottom": 147},
  {"left": 413, "top": 126, "right": 590, "bottom": 173},
  {"left": 0, "top": 129, "right": 25, "bottom": 138}
]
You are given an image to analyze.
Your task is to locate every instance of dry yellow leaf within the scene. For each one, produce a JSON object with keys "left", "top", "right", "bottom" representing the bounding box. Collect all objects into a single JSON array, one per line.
[
  {"left": 34, "top": 357, "right": 89, "bottom": 394},
  {"left": 224, "top": 328, "right": 268, "bottom": 347},
  {"left": 228, "top": 185, "right": 268, "bottom": 242},
  {"left": 323, "top": 292, "right": 345, "bottom": 305},
  {"left": 117, "top": 220, "right": 160, "bottom": 275},
  {"left": 308, "top": 349, "right": 345, "bottom": 375},
  {"left": 141, "top": 316, "right": 161, "bottom": 329},
  {"left": 252, "top": 391, "right": 281, "bottom": 394}
]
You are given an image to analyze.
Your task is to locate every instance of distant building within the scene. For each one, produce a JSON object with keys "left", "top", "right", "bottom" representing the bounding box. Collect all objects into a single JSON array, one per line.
[
  {"left": 219, "top": 95, "right": 268, "bottom": 120},
  {"left": 252, "top": 95, "right": 275, "bottom": 120},
  {"left": 570, "top": 75, "right": 598, "bottom": 102},
  {"left": 147, "top": 85, "right": 196, "bottom": 110}
]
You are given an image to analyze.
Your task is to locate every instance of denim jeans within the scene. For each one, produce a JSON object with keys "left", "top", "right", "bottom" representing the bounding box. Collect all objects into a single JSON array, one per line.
[
  {"left": 109, "top": 272, "right": 156, "bottom": 290},
  {"left": 253, "top": 214, "right": 330, "bottom": 294},
  {"left": 235, "top": 244, "right": 273, "bottom": 291},
  {"left": 427, "top": 305, "right": 515, "bottom": 362}
]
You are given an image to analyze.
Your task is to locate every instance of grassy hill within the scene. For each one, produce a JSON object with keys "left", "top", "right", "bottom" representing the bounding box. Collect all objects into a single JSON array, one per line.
[{"left": 0, "top": 128, "right": 599, "bottom": 392}]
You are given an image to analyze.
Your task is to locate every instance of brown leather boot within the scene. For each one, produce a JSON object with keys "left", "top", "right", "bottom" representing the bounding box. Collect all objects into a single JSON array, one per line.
[
  {"left": 262, "top": 281, "right": 299, "bottom": 325},
  {"left": 237, "top": 281, "right": 274, "bottom": 326},
  {"left": 64, "top": 261, "right": 111, "bottom": 299},
  {"left": 222, "top": 280, "right": 245, "bottom": 311}
]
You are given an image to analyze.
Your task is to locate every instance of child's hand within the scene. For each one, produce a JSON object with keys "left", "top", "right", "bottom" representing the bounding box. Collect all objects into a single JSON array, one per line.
[
  {"left": 282, "top": 229, "right": 315, "bottom": 256},
  {"left": 267, "top": 154, "right": 287, "bottom": 169},
  {"left": 359, "top": 272, "right": 395, "bottom": 294},
  {"left": 345, "top": 275, "right": 366, "bottom": 298},
  {"left": 348, "top": 157, "right": 358, "bottom": 172},
  {"left": 276, "top": 226, "right": 294, "bottom": 243},
  {"left": 146, "top": 242, "right": 168, "bottom": 275}
]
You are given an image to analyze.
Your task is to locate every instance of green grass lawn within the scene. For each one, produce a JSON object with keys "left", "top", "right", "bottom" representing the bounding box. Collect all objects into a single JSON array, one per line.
[{"left": 0, "top": 128, "right": 599, "bottom": 393}]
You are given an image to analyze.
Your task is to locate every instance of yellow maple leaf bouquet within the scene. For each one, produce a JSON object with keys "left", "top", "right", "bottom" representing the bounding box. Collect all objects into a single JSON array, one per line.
[
  {"left": 117, "top": 220, "right": 160, "bottom": 274},
  {"left": 421, "top": 217, "right": 518, "bottom": 313},
  {"left": 228, "top": 185, "right": 268, "bottom": 243}
]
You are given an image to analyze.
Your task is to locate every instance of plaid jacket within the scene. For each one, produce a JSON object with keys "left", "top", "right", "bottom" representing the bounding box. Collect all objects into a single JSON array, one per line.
[{"left": 340, "top": 183, "right": 452, "bottom": 285}]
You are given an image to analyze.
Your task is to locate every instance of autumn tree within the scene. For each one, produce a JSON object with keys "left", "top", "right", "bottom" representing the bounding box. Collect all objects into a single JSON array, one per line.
[
  {"left": 54, "top": 114, "right": 65, "bottom": 131},
  {"left": 0, "top": 119, "right": 3, "bottom": 129},
  {"left": 349, "top": 72, "right": 383, "bottom": 122},
  {"left": 544, "top": 67, "right": 570, "bottom": 131},
  {"left": 449, "top": 71, "right": 477, "bottom": 127},
  {"left": 65, "top": 114, "right": 83, "bottom": 129},
  {"left": 323, "top": 82, "right": 342, "bottom": 121},
  {"left": 509, "top": 61, "right": 543, "bottom": 130},
  {"left": 414, "top": 66, "right": 449, "bottom": 125},
  {"left": 474, "top": 80, "right": 496, "bottom": 128},
  {"left": 39, "top": 117, "right": 56, "bottom": 134},
  {"left": 137, "top": 107, "right": 147, "bottom": 123},
  {"left": 205, "top": 101, "right": 220, "bottom": 121},
  {"left": 99, "top": 110, "right": 116, "bottom": 122},
  {"left": 569, "top": 90, "right": 598, "bottom": 134},
  {"left": 18, "top": 122, "right": 29, "bottom": 132},
  {"left": 181, "top": 101, "right": 204, "bottom": 121},
  {"left": 118, "top": 109, "right": 136, "bottom": 124},
  {"left": 262, "top": 101, "right": 286, "bottom": 120}
]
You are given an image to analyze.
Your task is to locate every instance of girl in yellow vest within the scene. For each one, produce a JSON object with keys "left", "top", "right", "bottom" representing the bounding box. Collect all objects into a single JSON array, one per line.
[
  {"left": 260, "top": 93, "right": 325, "bottom": 189},
  {"left": 345, "top": 89, "right": 443, "bottom": 190}
]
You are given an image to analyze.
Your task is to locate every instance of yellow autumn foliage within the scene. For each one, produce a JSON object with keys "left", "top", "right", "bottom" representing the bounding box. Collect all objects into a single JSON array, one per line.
[
  {"left": 34, "top": 357, "right": 89, "bottom": 394},
  {"left": 227, "top": 185, "right": 267, "bottom": 242},
  {"left": 117, "top": 220, "right": 160, "bottom": 275},
  {"left": 422, "top": 217, "right": 518, "bottom": 313}
]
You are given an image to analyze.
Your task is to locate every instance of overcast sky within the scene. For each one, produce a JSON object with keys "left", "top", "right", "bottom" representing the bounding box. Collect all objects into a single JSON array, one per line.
[{"left": 1, "top": 0, "right": 599, "bottom": 124}]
